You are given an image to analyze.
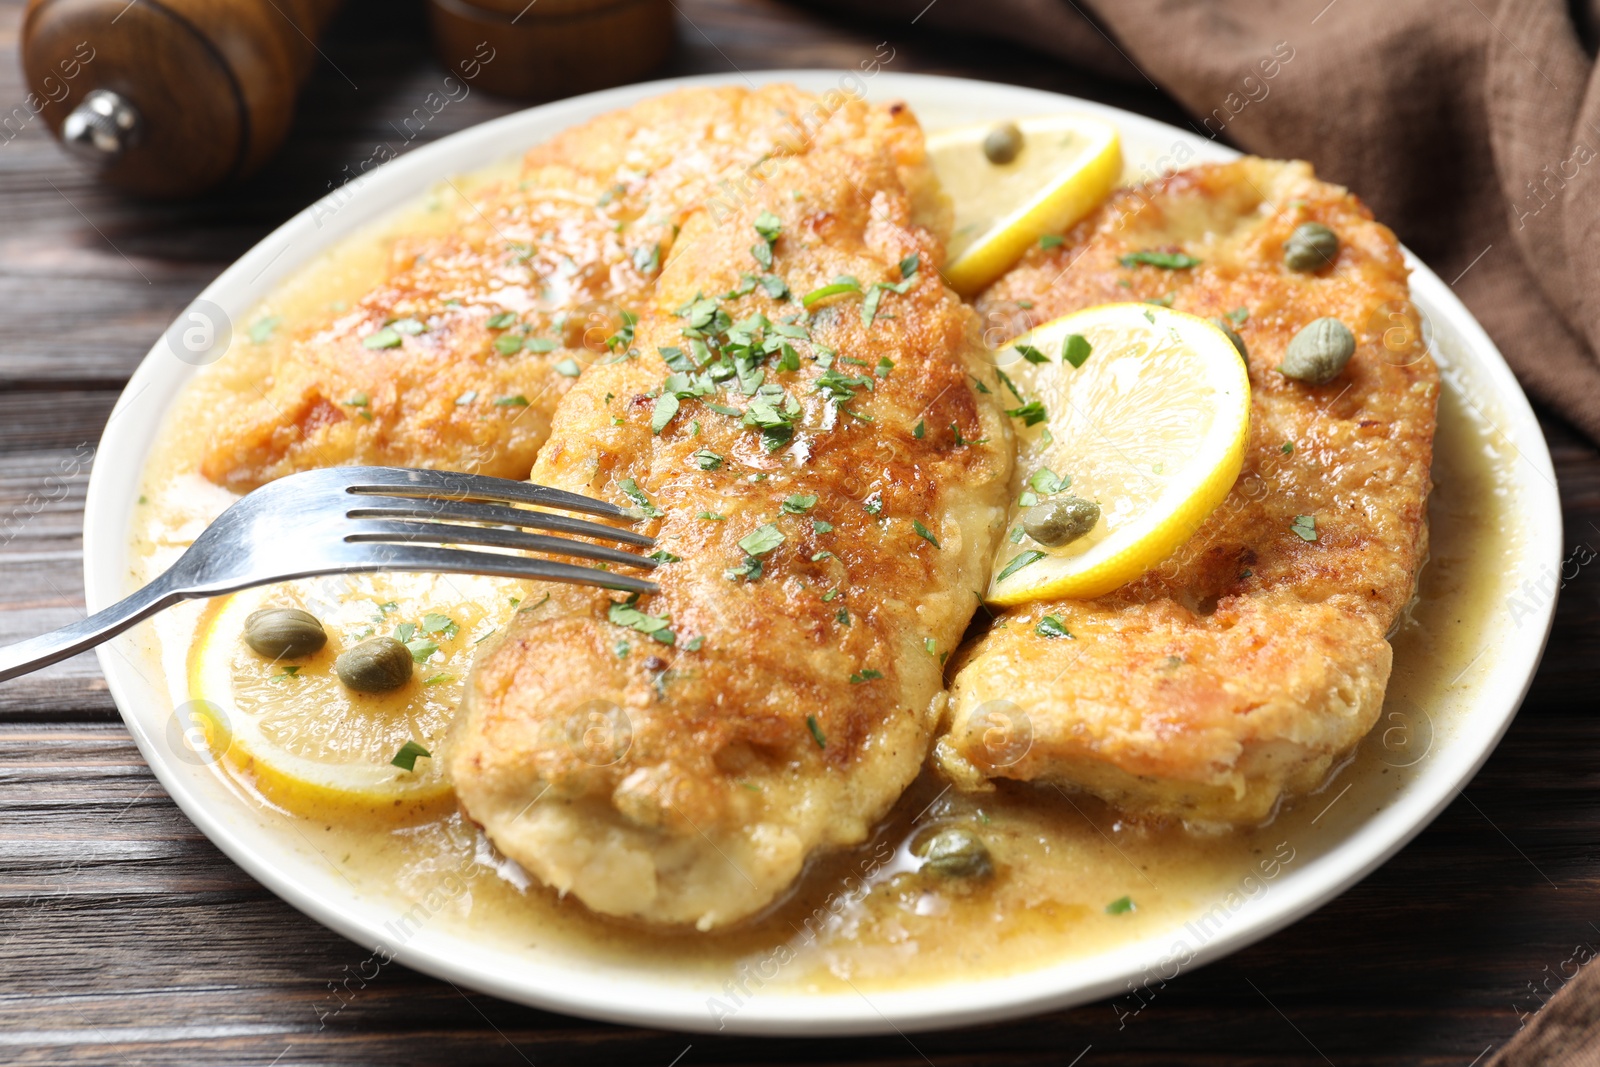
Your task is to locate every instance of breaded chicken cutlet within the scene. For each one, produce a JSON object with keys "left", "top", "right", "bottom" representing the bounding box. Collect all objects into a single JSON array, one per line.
[
  {"left": 449, "top": 90, "right": 1012, "bottom": 929},
  {"left": 201, "top": 85, "right": 945, "bottom": 492},
  {"left": 937, "top": 158, "right": 1438, "bottom": 826}
]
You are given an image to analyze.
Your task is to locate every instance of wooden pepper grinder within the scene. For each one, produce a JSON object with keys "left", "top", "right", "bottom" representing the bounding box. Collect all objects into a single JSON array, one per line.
[{"left": 22, "top": 0, "right": 346, "bottom": 198}]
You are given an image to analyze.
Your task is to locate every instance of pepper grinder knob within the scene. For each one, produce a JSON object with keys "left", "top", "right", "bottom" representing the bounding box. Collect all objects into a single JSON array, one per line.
[{"left": 59, "top": 88, "right": 142, "bottom": 164}]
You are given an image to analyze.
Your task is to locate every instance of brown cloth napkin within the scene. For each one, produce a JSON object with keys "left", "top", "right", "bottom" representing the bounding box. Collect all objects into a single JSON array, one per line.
[{"left": 804, "top": 0, "right": 1600, "bottom": 445}]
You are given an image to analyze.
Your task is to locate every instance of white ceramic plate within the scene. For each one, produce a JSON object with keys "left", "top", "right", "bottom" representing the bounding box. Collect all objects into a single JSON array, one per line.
[{"left": 82, "top": 71, "right": 1561, "bottom": 1035}]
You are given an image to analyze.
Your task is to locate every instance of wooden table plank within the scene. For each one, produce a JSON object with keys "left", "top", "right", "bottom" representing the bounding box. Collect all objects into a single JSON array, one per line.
[{"left": 0, "top": 0, "right": 1596, "bottom": 1063}]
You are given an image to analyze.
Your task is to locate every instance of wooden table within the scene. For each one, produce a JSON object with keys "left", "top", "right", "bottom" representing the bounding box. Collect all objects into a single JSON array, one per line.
[{"left": 2, "top": 1, "right": 1594, "bottom": 1063}]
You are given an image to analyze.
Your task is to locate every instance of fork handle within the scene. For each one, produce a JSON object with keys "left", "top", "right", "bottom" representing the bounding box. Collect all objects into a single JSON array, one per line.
[{"left": 0, "top": 572, "right": 182, "bottom": 684}]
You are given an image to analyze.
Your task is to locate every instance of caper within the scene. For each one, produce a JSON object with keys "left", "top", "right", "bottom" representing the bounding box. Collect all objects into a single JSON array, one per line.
[
  {"left": 983, "top": 122, "right": 1024, "bottom": 165},
  {"left": 1209, "top": 317, "right": 1248, "bottom": 362},
  {"left": 914, "top": 827, "right": 994, "bottom": 879},
  {"left": 1279, "top": 317, "right": 1356, "bottom": 385},
  {"left": 243, "top": 608, "right": 326, "bottom": 660},
  {"left": 1023, "top": 496, "right": 1101, "bottom": 547},
  {"left": 334, "top": 637, "right": 413, "bottom": 692},
  {"left": 1284, "top": 222, "right": 1339, "bottom": 273}
]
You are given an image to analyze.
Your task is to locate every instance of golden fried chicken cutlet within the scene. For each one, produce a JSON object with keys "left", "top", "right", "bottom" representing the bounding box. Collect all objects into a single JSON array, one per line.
[
  {"left": 450, "top": 96, "right": 1011, "bottom": 929},
  {"left": 938, "top": 158, "right": 1437, "bottom": 826},
  {"left": 201, "top": 85, "right": 944, "bottom": 492}
]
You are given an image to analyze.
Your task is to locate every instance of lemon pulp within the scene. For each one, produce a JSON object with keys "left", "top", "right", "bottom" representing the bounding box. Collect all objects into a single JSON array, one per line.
[
  {"left": 927, "top": 115, "right": 1121, "bottom": 296},
  {"left": 187, "top": 572, "right": 526, "bottom": 818},
  {"left": 986, "top": 303, "right": 1252, "bottom": 604}
]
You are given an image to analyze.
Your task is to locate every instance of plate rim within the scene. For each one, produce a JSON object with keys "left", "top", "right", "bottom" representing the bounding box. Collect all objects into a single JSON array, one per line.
[{"left": 80, "top": 68, "right": 1562, "bottom": 1036}]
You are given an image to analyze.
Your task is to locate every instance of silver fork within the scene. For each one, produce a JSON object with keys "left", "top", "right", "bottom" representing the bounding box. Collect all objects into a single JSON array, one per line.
[{"left": 0, "top": 466, "right": 659, "bottom": 684}]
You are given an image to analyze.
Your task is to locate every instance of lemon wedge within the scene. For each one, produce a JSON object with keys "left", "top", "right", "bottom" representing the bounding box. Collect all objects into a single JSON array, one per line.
[
  {"left": 927, "top": 115, "right": 1121, "bottom": 297},
  {"left": 986, "top": 304, "right": 1251, "bottom": 605},
  {"left": 187, "top": 572, "right": 524, "bottom": 818}
]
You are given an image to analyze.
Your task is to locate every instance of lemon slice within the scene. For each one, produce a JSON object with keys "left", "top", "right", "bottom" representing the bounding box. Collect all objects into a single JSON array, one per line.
[
  {"left": 187, "top": 572, "right": 525, "bottom": 818},
  {"left": 986, "top": 304, "right": 1251, "bottom": 605},
  {"left": 927, "top": 115, "right": 1121, "bottom": 297}
]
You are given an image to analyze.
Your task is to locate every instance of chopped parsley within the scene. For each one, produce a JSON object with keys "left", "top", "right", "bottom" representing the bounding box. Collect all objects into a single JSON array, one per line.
[
  {"left": 693, "top": 449, "right": 724, "bottom": 470},
  {"left": 806, "top": 715, "right": 827, "bottom": 749},
  {"left": 912, "top": 519, "right": 940, "bottom": 548},
  {"left": 849, "top": 668, "right": 883, "bottom": 684},
  {"left": 699, "top": 511, "right": 726, "bottom": 521},
  {"left": 812, "top": 519, "right": 833, "bottom": 535},
  {"left": 485, "top": 311, "right": 517, "bottom": 329},
  {"left": 1029, "top": 468, "right": 1068, "bottom": 495},
  {"left": 1039, "top": 234, "right": 1065, "bottom": 249},
  {"left": 1014, "top": 343, "right": 1050, "bottom": 365},
  {"left": 554, "top": 357, "right": 581, "bottom": 377},
  {"left": 1105, "top": 896, "right": 1135, "bottom": 915},
  {"left": 1005, "top": 400, "right": 1048, "bottom": 426},
  {"left": 249, "top": 315, "right": 282, "bottom": 344},
  {"left": 1228, "top": 306, "right": 1250, "bottom": 325},
  {"left": 1291, "top": 514, "right": 1318, "bottom": 542},
  {"left": 913, "top": 418, "right": 925, "bottom": 439},
  {"left": 738, "top": 523, "right": 785, "bottom": 557},
  {"left": 801, "top": 275, "right": 861, "bottom": 308},
  {"left": 781, "top": 494, "right": 818, "bottom": 514},
  {"left": 494, "top": 394, "right": 529, "bottom": 407},
  {"left": 363, "top": 327, "right": 402, "bottom": 349},
  {"left": 1281, "top": 442, "right": 1294, "bottom": 455},
  {"left": 1036, "top": 615, "right": 1073, "bottom": 639},
  {"left": 648, "top": 549, "right": 682, "bottom": 563},
  {"left": 617, "top": 477, "right": 660, "bottom": 517},
  {"left": 390, "top": 740, "right": 431, "bottom": 772},
  {"left": 1119, "top": 250, "right": 1201, "bottom": 270},
  {"left": 651, "top": 393, "right": 679, "bottom": 434},
  {"left": 608, "top": 593, "right": 675, "bottom": 644},
  {"left": 862, "top": 491, "right": 884, "bottom": 516},
  {"left": 1062, "top": 333, "right": 1092, "bottom": 368},
  {"left": 421, "top": 612, "right": 459, "bottom": 640},
  {"left": 632, "top": 242, "right": 660, "bottom": 276},
  {"left": 996, "top": 550, "right": 1046, "bottom": 582}
]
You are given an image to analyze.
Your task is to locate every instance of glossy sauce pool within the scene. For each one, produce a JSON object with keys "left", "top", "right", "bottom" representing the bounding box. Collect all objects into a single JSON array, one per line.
[{"left": 124, "top": 176, "right": 1522, "bottom": 1001}]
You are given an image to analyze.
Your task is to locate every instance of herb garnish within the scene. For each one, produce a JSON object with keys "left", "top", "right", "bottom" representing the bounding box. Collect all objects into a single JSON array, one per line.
[
  {"left": 996, "top": 550, "right": 1046, "bottom": 582},
  {"left": 1062, "top": 333, "right": 1092, "bottom": 368},
  {"left": 363, "top": 327, "right": 402, "bottom": 349},
  {"left": 618, "top": 478, "right": 660, "bottom": 517},
  {"left": 608, "top": 593, "right": 675, "bottom": 644},
  {"left": 801, "top": 275, "right": 862, "bottom": 309},
  {"left": 390, "top": 741, "right": 431, "bottom": 772},
  {"left": 913, "top": 519, "right": 940, "bottom": 548},
  {"left": 1036, "top": 615, "right": 1073, "bottom": 638},
  {"left": 1119, "top": 250, "right": 1201, "bottom": 269},
  {"left": 806, "top": 715, "right": 827, "bottom": 748},
  {"left": 1291, "top": 514, "right": 1318, "bottom": 542}
]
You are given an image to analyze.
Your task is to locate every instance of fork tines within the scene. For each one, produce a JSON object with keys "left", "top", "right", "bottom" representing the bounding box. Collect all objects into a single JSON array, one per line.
[{"left": 340, "top": 468, "right": 660, "bottom": 595}]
